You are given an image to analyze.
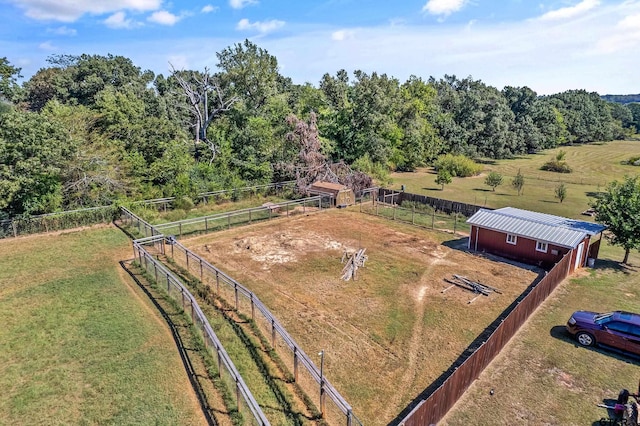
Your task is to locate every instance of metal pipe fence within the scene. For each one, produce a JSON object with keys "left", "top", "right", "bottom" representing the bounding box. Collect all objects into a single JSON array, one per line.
[
  {"left": 359, "top": 196, "right": 468, "bottom": 236},
  {"left": 120, "top": 207, "right": 162, "bottom": 238},
  {"left": 132, "top": 181, "right": 297, "bottom": 210},
  {"left": 132, "top": 236, "right": 270, "bottom": 426},
  {"left": 0, "top": 205, "right": 117, "bottom": 239},
  {"left": 153, "top": 196, "right": 328, "bottom": 239},
  {"left": 167, "top": 238, "right": 362, "bottom": 426}
]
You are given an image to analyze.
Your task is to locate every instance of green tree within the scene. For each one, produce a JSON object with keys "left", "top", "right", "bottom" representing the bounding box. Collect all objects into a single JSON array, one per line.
[
  {"left": 484, "top": 171, "right": 503, "bottom": 191},
  {"left": 435, "top": 169, "right": 452, "bottom": 190},
  {"left": 592, "top": 176, "right": 640, "bottom": 264},
  {"left": 512, "top": 169, "right": 525, "bottom": 195},
  {"left": 554, "top": 182, "right": 567, "bottom": 203},
  {"left": 0, "top": 109, "right": 74, "bottom": 215},
  {"left": 0, "top": 57, "right": 22, "bottom": 104}
]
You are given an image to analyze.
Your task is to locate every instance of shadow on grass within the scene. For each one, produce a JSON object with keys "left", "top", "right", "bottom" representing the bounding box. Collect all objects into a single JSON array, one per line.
[
  {"left": 593, "top": 259, "right": 638, "bottom": 275},
  {"left": 423, "top": 187, "right": 445, "bottom": 192},
  {"left": 119, "top": 260, "right": 218, "bottom": 426},
  {"left": 550, "top": 325, "right": 640, "bottom": 366},
  {"left": 586, "top": 191, "right": 606, "bottom": 198},
  {"left": 472, "top": 188, "right": 492, "bottom": 192}
]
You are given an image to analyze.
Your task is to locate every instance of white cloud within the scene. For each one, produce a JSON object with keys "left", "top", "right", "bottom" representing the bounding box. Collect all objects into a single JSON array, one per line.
[
  {"left": 229, "top": 0, "right": 258, "bottom": 10},
  {"left": 48, "top": 26, "right": 77, "bottom": 36},
  {"left": 8, "top": 0, "right": 162, "bottom": 22},
  {"left": 236, "top": 18, "right": 284, "bottom": 34},
  {"left": 331, "top": 29, "right": 355, "bottom": 41},
  {"left": 538, "top": 0, "right": 600, "bottom": 21},
  {"left": 148, "top": 10, "right": 180, "bottom": 25},
  {"left": 201, "top": 5, "right": 217, "bottom": 13},
  {"left": 422, "top": 0, "right": 467, "bottom": 16},
  {"left": 104, "top": 11, "right": 139, "bottom": 29},
  {"left": 38, "top": 41, "right": 56, "bottom": 51}
]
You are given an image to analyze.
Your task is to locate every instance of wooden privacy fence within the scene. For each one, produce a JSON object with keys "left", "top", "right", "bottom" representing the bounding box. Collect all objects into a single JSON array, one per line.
[
  {"left": 378, "top": 188, "right": 487, "bottom": 217},
  {"left": 166, "top": 238, "right": 363, "bottom": 426},
  {"left": 133, "top": 235, "right": 271, "bottom": 426},
  {"left": 399, "top": 251, "right": 572, "bottom": 426}
]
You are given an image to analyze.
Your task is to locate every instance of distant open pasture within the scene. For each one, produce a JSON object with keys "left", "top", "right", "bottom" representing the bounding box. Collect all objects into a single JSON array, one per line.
[
  {"left": 389, "top": 140, "right": 640, "bottom": 219},
  {"left": 181, "top": 209, "right": 540, "bottom": 425},
  {"left": 0, "top": 227, "right": 206, "bottom": 425}
]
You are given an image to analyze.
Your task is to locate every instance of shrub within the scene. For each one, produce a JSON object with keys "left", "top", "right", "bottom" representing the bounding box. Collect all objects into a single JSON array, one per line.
[
  {"left": 540, "top": 160, "right": 573, "bottom": 173},
  {"left": 434, "top": 154, "right": 482, "bottom": 177},
  {"left": 621, "top": 155, "right": 640, "bottom": 166},
  {"left": 173, "top": 196, "right": 195, "bottom": 211}
]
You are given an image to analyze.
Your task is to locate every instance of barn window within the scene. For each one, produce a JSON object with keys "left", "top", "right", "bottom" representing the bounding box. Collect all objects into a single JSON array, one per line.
[
  {"left": 536, "top": 241, "right": 548, "bottom": 253},
  {"left": 506, "top": 234, "right": 517, "bottom": 245}
]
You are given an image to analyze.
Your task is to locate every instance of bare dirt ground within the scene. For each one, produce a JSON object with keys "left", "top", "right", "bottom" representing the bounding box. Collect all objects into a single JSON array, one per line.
[{"left": 183, "top": 209, "right": 540, "bottom": 425}]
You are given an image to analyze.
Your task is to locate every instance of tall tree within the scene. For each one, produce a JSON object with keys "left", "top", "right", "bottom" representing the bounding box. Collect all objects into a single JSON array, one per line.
[
  {"left": 0, "top": 109, "right": 74, "bottom": 215},
  {"left": 0, "top": 57, "right": 22, "bottom": 104},
  {"left": 170, "top": 66, "right": 238, "bottom": 163},
  {"left": 593, "top": 176, "right": 640, "bottom": 264}
]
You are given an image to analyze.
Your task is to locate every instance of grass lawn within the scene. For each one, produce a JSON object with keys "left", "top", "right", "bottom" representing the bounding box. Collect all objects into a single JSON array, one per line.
[
  {"left": 389, "top": 140, "right": 640, "bottom": 219},
  {"left": 0, "top": 226, "right": 206, "bottom": 425},
  {"left": 442, "top": 241, "right": 640, "bottom": 425}
]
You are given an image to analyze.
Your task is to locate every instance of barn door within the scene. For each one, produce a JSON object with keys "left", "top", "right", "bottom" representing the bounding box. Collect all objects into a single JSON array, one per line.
[{"left": 575, "top": 242, "right": 584, "bottom": 269}]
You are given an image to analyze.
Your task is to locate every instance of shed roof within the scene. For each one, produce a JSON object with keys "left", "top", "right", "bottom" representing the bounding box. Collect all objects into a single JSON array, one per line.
[
  {"left": 309, "top": 181, "right": 349, "bottom": 192},
  {"left": 467, "top": 207, "right": 605, "bottom": 248}
]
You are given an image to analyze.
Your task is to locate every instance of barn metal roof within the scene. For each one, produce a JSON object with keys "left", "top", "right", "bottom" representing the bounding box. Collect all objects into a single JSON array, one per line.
[{"left": 467, "top": 207, "right": 606, "bottom": 248}]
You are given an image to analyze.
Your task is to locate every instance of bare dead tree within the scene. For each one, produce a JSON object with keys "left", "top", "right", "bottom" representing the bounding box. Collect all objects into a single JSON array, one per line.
[
  {"left": 170, "top": 64, "right": 238, "bottom": 164},
  {"left": 283, "top": 112, "right": 372, "bottom": 195}
]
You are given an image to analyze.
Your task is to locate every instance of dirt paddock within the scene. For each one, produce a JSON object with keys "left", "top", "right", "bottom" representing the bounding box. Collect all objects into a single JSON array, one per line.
[{"left": 182, "top": 209, "right": 540, "bottom": 425}]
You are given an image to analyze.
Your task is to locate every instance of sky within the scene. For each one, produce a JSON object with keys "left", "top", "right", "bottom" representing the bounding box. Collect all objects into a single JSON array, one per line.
[{"left": 1, "top": 0, "right": 639, "bottom": 95}]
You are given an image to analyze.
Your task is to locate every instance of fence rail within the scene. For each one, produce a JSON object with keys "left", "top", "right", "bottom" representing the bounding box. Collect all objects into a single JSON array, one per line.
[
  {"left": 166, "top": 237, "right": 362, "bottom": 426},
  {"left": 0, "top": 205, "right": 117, "bottom": 239},
  {"left": 359, "top": 196, "right": 468, "bottom": 236},
  {"left": 377, "top": 189, "right": 487, "bottom": 216},
  {"left": 151, "top": 196, "right": 328, "bottom": 238},
  {"left": 398, "top": 251, "right": 572, "bottom": 425},
  {"left": 123, "top": 206, "right": 362, "bottom": 425},
  {"left": 132, "top": 181, "right": 297, "bottom": 210},
  {"left": 133, "top": 236, "right": 270, "bottom": 426}
]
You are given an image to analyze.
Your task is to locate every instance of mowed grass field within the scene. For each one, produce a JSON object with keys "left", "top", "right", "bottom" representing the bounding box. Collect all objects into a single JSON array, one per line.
[
  {"left": 0, "top": 226, "right": 206, "bottom": 425},
  {"left": 389, "top": 140, "right": 640, "bottom": 219}
]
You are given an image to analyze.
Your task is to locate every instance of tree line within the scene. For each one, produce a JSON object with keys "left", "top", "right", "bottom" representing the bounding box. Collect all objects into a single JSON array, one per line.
[{"left": 0, "top": 40, "right": 638, "bottom": 218}]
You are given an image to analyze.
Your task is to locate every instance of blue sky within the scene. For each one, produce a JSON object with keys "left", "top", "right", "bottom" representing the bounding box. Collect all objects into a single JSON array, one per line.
[{"left": 1, "top": 0, "right": 639, "bottom": 95}]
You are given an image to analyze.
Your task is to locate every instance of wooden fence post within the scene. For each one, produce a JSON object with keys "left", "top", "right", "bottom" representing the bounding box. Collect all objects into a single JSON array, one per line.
[
  {"left": 234, "top": 284, "right": 239, "bottom": 310},
  {"left": 200, "top": 259, "right": 203, "bottom": 282},
  {"left": 250, "top": 295, "right": 255, "bottom": 320},
  {"left": 271, "top": 319, "right": 276, "bottom": 348},
  {"left": 293, "top": 347, "right": 299, "bottom": 382}
]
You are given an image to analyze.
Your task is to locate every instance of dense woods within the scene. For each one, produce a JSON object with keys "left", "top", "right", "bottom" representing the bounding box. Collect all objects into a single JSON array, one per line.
[{"left": 0, "top": 41, "right": 637, "bottom": 218}]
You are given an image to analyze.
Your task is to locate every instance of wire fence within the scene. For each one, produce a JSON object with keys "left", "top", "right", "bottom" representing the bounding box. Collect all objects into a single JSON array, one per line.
[
  {"left": 166, "top": 238, "right": 363, "bottom": 426},
  {"left": 132, "top": 181, "right": 298, "bottom": 211},
  {"left": 150, "top": 196, "right": 330, "bottom": 239},
  {"left": 0, "top": 205, "right": 118, "bottom": 239},
  {"left": 0, "top": 181, "right": 298, "bottom": 240},
  {"left": 133, "top": 235, "right": 270, "bottom": 426},
  {"left": 358, "top": 192, "right": 469, "bottom": 236}
]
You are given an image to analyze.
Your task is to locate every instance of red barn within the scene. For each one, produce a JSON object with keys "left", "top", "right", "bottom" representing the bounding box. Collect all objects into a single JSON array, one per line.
[{"left": 467, "top": 207, "right": 606, "bottom": 272}]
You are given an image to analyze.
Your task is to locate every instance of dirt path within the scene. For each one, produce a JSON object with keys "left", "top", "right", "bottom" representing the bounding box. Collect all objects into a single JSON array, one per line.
[{"left": 380, "top": 251, "right": 452, "bottom": 421}]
